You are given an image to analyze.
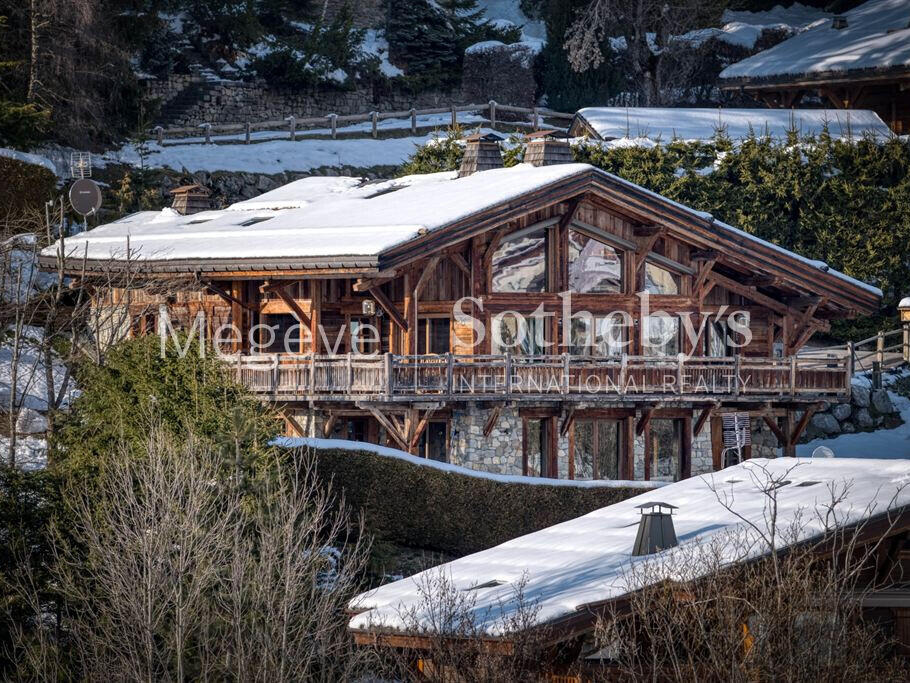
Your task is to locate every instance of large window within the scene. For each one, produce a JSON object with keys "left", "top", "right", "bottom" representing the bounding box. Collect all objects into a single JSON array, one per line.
[
  {"left": 650, "top": 419, "right": 682, "bottom": 481},
  {"left": 491, "top": 313, "right": 547, "bottom": 355},
  {"left": 643, "top": 315, "right": 680, "bottom": 356},
  {"left": 644, "top": 262, "right": 680, "bottom": 295},
  {"left": 417, "top": 421, "right": 448, "bottom": 462},
  {"left": 567, "top": 314, "right": 625, "bottom": 356},
  {"left": 417, "top": 317, "right": 450, "bottom": 354},
  {"left": 573, "top": 419, "right": 621, "bottom": 480},
  {"left": 350, "top": 319, "right": 380, "bottom": 355},
  {"left": 706, "top": 318, "right": 731, "bottom": 357},
  {"left": 491, "top": 228, "right": 547, "bottom": 292},
  {"left": 568, "top": 230, "right": 623, "bottom": 293},
  {"left": 524, "top": 417, "right": 553, "bottom": 477}
]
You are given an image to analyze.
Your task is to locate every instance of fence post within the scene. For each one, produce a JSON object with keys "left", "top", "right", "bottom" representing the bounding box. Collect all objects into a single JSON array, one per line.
[
  {"left": 876, "top": 330, "right": 885, "bottom": 365},
  {"left": 286, "top": 115, "right": 296, "bottom": 140},
  {"left": 488, "top": 100, "right": 497, "bottom": 130},
  {"left": 371, "top": 110, "right": 379, "bottom": 139},
  {"left": 200, "top": 123, "right": 211, "bottom": 144},
  {"left": 903, "top": 324, "right": 909, "bottom": 362},
  {"left": 410, "top": 108, "right": 417, "bottom": 135},
  {"left": 154, "top": 125, "right": 163, "bottom": 145},
  {"left": 451, "top": 103, "right": 457, "bottom": 128},
  {"left": 329, "top": 113, "right": 337, "bottom": 139},
  {"left": 531, "top": 106, "right": 539, "bottom": 130},
  {"left": 845, "top": 340, "right": 854, "bottom": 396},
  {"left": 244, "top": 121, "right": 251, "bottom": 144}
]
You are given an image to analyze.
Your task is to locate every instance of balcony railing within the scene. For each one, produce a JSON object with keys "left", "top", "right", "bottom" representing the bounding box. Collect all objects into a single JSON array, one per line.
[{"left": 227, "top": 353, "right": 851, "bottom": 401}]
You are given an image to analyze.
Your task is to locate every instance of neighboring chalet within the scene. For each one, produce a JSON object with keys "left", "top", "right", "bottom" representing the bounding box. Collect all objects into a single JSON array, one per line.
[
  {"left": 40, "top": 135, "right": 881, "bottom": 483},
  {"left": 569, "top": 107, "right": 891, "bottom": 142},
  {"left": 719, "top": 0, "right": 910, "bottom": 133},
  {"left": 349, "top": 458, "right": 910, "bottom": 675}
]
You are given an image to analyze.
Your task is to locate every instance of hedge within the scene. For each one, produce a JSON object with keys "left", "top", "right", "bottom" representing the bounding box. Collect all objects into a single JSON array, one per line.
[
  {"left": 0, "top": 155, "right": 56, "bottom": 220},
  {"left": 305, "top": 446, "right": 654, "bottom": 556}
]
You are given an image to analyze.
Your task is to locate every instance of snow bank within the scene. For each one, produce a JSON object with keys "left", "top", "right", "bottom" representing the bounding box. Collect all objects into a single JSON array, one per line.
[
  {"left": 274, "top": 436, "right": 662, "bottom": 490},
  {"left": 575, "top": 107, "right": 892, "bottom": 142},
  {"left": 721, "top": 0, "right": 910, "bottom": 80},
  {"left": 349, "top": 456, "right": 910, "bottom": 634},
  {"left": 0, "top": 435, "right": 48, "bottom": 471}
]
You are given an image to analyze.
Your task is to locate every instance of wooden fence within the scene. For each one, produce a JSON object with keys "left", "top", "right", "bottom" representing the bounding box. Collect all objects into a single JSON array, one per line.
[
  {"left": 149, "top": 100, "right": 575, "bottom": 146},
  {"left": 799, "top": 325, "right": 910, "bottom": 375},
  {"left": 229, "top": 352, "right": 851, "bottom": 401}
]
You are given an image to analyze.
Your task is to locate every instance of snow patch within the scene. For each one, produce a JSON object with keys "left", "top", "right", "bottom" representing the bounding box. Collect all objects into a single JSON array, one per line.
[{"left": 0, "top": 147, "right": 59, "bottom": 177}]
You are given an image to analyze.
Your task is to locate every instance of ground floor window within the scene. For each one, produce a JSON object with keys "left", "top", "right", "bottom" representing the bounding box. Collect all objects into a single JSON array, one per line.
[
  {"left": 523, "top": 416, "right": 556, "bottom": 478},
  {"left": 573, "top": 419, "right": 621, "bottom": 480},
  {"left": 416, "top": 420, "right": 448, "bottom": 462},
  {"left": 650, "top": 418, "right": 682, "bottom": 481}
]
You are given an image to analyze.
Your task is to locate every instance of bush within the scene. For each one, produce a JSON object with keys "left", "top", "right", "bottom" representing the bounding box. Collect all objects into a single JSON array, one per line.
[
  {"left": 306, "top": 445, "right": 652, "bottom": 556},
  {"left": 0, "top": 155, "right": 56, "bottom": 221},
  {"left": 0, "top": 101, "right": 51, "bottom": 149}
]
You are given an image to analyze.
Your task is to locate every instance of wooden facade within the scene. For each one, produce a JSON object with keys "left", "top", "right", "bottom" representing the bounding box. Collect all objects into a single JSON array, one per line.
[{"left": 54, "top": 161, "right": 880, "bottom": 483}]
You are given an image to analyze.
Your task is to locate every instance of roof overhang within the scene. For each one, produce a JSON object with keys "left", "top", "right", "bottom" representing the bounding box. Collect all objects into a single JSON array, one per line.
[{"left": 720, "top": 64, "right": 910, "bottom": 90}]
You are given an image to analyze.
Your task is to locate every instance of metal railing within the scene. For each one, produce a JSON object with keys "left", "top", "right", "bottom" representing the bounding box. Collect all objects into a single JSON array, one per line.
[
  {"left": 149, "top": 100, "right": 575, "bottom": 145},
  {"left": 228, "top": 352, "right": 852, "bottom": 401}
]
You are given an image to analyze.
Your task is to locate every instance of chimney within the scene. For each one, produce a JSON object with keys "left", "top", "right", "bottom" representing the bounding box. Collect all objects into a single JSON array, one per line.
[
  {"left": 832, "top": 15, "right": 848, "bottom": 29},
  {"left": 458, "top": 133, "right": 504, "bottom": 177},
  {"left": 632, "top": 502, "right": 679, "bottom": 556},
  {"left": 524, "top": 130, "right": 574, "bottom": 167},
  {"left": 170, "top": 183, "right": 212, "bottom": 215}
]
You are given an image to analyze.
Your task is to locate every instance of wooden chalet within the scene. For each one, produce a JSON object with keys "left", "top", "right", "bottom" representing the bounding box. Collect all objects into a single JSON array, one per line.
[
  {"left": 39, "top": 136, "right": 881, "bottom": 483},
  {"left": 719, "top": 0, "right": 910, "bottom": 134}
]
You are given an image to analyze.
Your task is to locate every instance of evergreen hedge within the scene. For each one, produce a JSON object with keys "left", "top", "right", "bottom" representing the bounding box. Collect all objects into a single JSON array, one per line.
[
  {"left": 0, "top": 155, "right": 56, "bottom": 220},
  {"left": 305, "top": 446, "right": 652, "bottom": 556}
]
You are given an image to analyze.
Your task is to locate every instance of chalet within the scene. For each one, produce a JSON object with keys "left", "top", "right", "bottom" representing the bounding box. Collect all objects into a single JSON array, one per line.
[
  {"left": 569, "top": 107, "right": 892, "bottom": 142},
  {"left": 39, "top": 137, "right": 881, "bottom": 483},
  {"left": 719, "top": 0, "right": 910, "bottom": 134},
  {"left": 348, "top": 457, "right": 910, "bottom": 675}
]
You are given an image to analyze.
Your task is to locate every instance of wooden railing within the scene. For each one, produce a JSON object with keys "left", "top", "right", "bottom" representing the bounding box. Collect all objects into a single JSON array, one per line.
[
  {"left": 228, "top": 353, "right": 852, "bottom": 401},
  {"left": 149, "top": 100, "right": 575, "bottom": 145},
  {"left": 799, "top": 326, "right": 910, "bottom": 374}
]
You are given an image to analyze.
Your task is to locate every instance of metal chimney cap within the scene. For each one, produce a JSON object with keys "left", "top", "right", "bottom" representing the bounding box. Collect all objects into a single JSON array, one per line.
[
  {"left": 635, "top": 502, "right": 678, "bottom": 513},
  {"left": 464, "top": 132, "right": 504, "bottom": 143}
]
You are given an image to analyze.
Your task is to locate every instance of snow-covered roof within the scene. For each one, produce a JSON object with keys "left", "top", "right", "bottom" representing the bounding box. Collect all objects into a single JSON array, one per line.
[
  {"left": 348, "top": 457, "right": 910, "bottom": 635},
  {"left": 574, "top": 107, "right": 892, "bottom": 142},
  {"left": 720, "top": 0, "right": 910, "bottom": 82},
  {"left": 41, "top": 162, "right": 881, "bottom": 299}
]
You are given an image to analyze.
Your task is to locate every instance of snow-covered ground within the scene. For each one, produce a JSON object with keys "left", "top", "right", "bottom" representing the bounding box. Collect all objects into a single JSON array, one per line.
[
  {"left": 0, "top": 435, "right": 48, "bottom": 471},
  {"left": 275, "top": 436, "right": 664, "bottom": 489},
  {"left": 797, "top": 369, "right": 910, "bottom": 459},
  {"left": 349, "top": 456, "right": 910, "bottom": 634},
  {"left": 476, "top": 0, "right": 546, "bottom": 51},
  {"left": 0, "top": 146, "right": 60, "bottom": 177}
]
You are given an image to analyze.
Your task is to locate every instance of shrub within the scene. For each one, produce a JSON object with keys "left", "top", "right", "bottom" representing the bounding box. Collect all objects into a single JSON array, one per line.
[
  {"left": 0, "top": 155, "right": 56, "bottom": 222},
  {"left": 0, "top": 101, "right": 51, "bottom": 149},
  {"left": 305, "top": 445, "right": 653, "bottom": 556}
]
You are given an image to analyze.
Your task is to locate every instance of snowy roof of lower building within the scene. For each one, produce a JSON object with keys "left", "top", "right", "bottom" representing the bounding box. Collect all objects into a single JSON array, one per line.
[
  {"left": 573, "top": 107, "right": 891, "bottom": 142},
  {"left": 348, "top": 457, "right": 910, "bottom": 637},
  {"left": 40, "top": 162, "right": 881, "bottom": 300},
  {"left": 719, "top": 0, "right": 910, "bottom": 83}
]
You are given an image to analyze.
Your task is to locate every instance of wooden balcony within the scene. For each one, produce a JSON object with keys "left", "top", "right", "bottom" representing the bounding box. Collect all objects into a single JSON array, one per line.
[{"left": 227, "top": 353, "right": 852, "bottom": 403}]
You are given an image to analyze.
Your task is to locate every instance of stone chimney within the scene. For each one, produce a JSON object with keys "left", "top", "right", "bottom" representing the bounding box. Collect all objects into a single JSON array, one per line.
[
  {"left": 458, "top": 133, "right": 504, "bottom": 177},
  {"left": 170, "top": 183, "right": 212, "bottom": 215},
  {"left": 524, "top": 130, "right": 574, "bottom": 167},
  {"left": 632, "top": 502, "right": 679, "bottom": 555}
]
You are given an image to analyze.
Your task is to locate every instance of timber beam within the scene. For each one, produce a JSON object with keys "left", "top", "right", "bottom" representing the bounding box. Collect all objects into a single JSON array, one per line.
[
  {"left": 270, "top": 283, "right": 312, "bottom": 327},
  {"left": 353, "top": 271, "right": 397, "bottom": 292},
  {"left": 369, "top": 286, "right": 408, "bottom": 332},
  {"left": 483, "top": 405, "right": 503, "bottom": 438},
  {"left": 204, "top": 281, "right": 257, "bottom": 312}
]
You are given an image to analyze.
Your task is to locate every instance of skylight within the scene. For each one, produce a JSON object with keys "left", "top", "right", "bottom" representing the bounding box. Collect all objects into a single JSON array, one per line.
[
  {"left": 239, "top": 216, "right": 273, "bottom": 227},
  {"left": 187, "top": 218, "right": 212, "bottom": 224}
]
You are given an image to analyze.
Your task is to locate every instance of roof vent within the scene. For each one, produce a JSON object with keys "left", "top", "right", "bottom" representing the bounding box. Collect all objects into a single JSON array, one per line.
[
  {"left": 458, "top": 133, "right": 504, "bottom": 177},
  {"left": 632, "top": 502, "right": 678, "bottom": 556},
  {"left": 524, "top": 130, "right": 574, "bottom": 167},
  {"left": 170, "top": 183, "right": 212, "bottom": 215},
  {"left": 832, "top": 15, "right": 848, "bottom": 30}
]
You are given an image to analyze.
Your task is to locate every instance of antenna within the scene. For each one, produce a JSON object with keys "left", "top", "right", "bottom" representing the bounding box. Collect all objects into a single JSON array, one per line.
[{"left": 70, "top": 152, "right": 92, "bottom": 179}]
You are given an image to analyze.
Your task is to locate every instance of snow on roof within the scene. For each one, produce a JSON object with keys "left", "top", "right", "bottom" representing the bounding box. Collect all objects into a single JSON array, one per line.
[
  {"left": 40, "top": 162, "right": 881, "bottom": 297},
  {"left": 348, "top": 457, "right": 910, "bottom": 635},
  {"left": 274, "top": 436, "right": 663, "bottom": 490},
  {"left": 575, "top": 107, "right": 892, "bottom": 142},
  {"left": 720, "top": 0, "right": 910, "bottom": 81}
]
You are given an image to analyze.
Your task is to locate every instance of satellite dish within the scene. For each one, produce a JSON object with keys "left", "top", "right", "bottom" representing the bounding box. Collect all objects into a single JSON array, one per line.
[
  {"left": 812, "top": 446, "right": 835, "bottom": 458},
  {"left": 69, "top": 178, "right": 102, "bottom": 216}
]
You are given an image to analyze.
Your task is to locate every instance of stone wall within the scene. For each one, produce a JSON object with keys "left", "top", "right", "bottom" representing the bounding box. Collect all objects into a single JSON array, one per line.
[
  {"left": 800, "top": 384, "right": 902, "bottom": 443},
  {"left": 146, "top": 76, "right": 463, "bottom": 128}
]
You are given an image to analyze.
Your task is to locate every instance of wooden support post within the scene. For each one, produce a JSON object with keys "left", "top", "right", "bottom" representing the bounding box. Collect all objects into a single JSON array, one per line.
[
  {"left": 245, "top": 122, "right": 251, "bottom": 144},
  {"left": 154, "top": 126, "right": 163, "bottom": 145},
  {"left": 488, "top": 100, "right": 497, "bottom": 129},
  {"left": 904, "top": 325, "right": 910, "bottom": 363},
  {"left": 287, "top": 115, "right": 296, "bottom": 140},
  {"left": 309, "top": 281, "right": 321, "bottom": 354},
  {"left": 682, "top": 415, "right": 692, "bottom": 479},
  {"left": 789, "top": 404, "right": 821, "bottom": 452},
  {"left": 560, "top": 407, "right": 576, "bottom": 438},
  {"left": 201, "top": 123, "right": 211, "bottom": 144},
  {"left": 531, "top": 106, "right": 539, "bottom": 129},
  {"left": 322, "top": 412, "right": 338, "bottom": 438},
  {"left": 329, "top": 113, "right": 337, "bottom": 139},
  {"left": 371, "top": 111, "right": 379, "bottom": 139},
  {"left": 279, "top": 407, "right": 306, "bottom": 437},
  {"left": 710, "top": 415, "right": 723, "bottom": 471},
  {"left": 636, "top": 407, "right": 653, "bottom": 436},
  {"left": 409, "top": 406, "right": 437, "bottom": 451},
  {"left": 694, "top": 404, "right": 716, "bottom": 436},
  {"left": 369, "top": 286, "right": 408, "bottom": 333},
  {"left": 483, "top": 405, "right": 503, "bottom": 438},
  {"left": 451, "top": 103, "right": 457, "bottom": 127},
  {"left": 410, "top": 108, "right": 417, "bottom": 135},
  {"left": 762, "top": 414, "right": 788, "bottom": 450},
  {"left": 364, "top": 406, "right": 409, "bottom": 451}
]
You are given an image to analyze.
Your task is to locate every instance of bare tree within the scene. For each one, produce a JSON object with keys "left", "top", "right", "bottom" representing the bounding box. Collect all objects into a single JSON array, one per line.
[
  {"left": 564, "top": 0, "right": 726, "bottom": 106},
  {"left": 595, "top": 463, "right": 909, "bottom": 681}
]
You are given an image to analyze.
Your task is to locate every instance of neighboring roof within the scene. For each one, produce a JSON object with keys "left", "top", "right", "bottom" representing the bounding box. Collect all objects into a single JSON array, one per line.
[
  {"left": 169, "top": 183, "right": 211, "bottom": 195},
  {"left": 720, "top": 0, "right": 910, "bottom": 83},
  {"left": 573, "top": 107, "right": 892, "bottom": 141},
  {"left": 39, "top": 162, "right": 882, "bottom": 302},
  {"left": 348, "top": 457, "right": 910, "bottom": 637}
]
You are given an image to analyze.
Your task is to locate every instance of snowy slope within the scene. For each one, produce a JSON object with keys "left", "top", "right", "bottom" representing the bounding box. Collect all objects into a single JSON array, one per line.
[
  {"left": 349, "top": 457, "right": 910, "bottom": 634},
  {"left": 575, "top": 107, "right": 892, "bottom": 142},
  {"left": 275, "top": 436, "right": 661, "bottom": 489},
  {"left": 721, "top": 0, "right": 910, "bottom": 80}
]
